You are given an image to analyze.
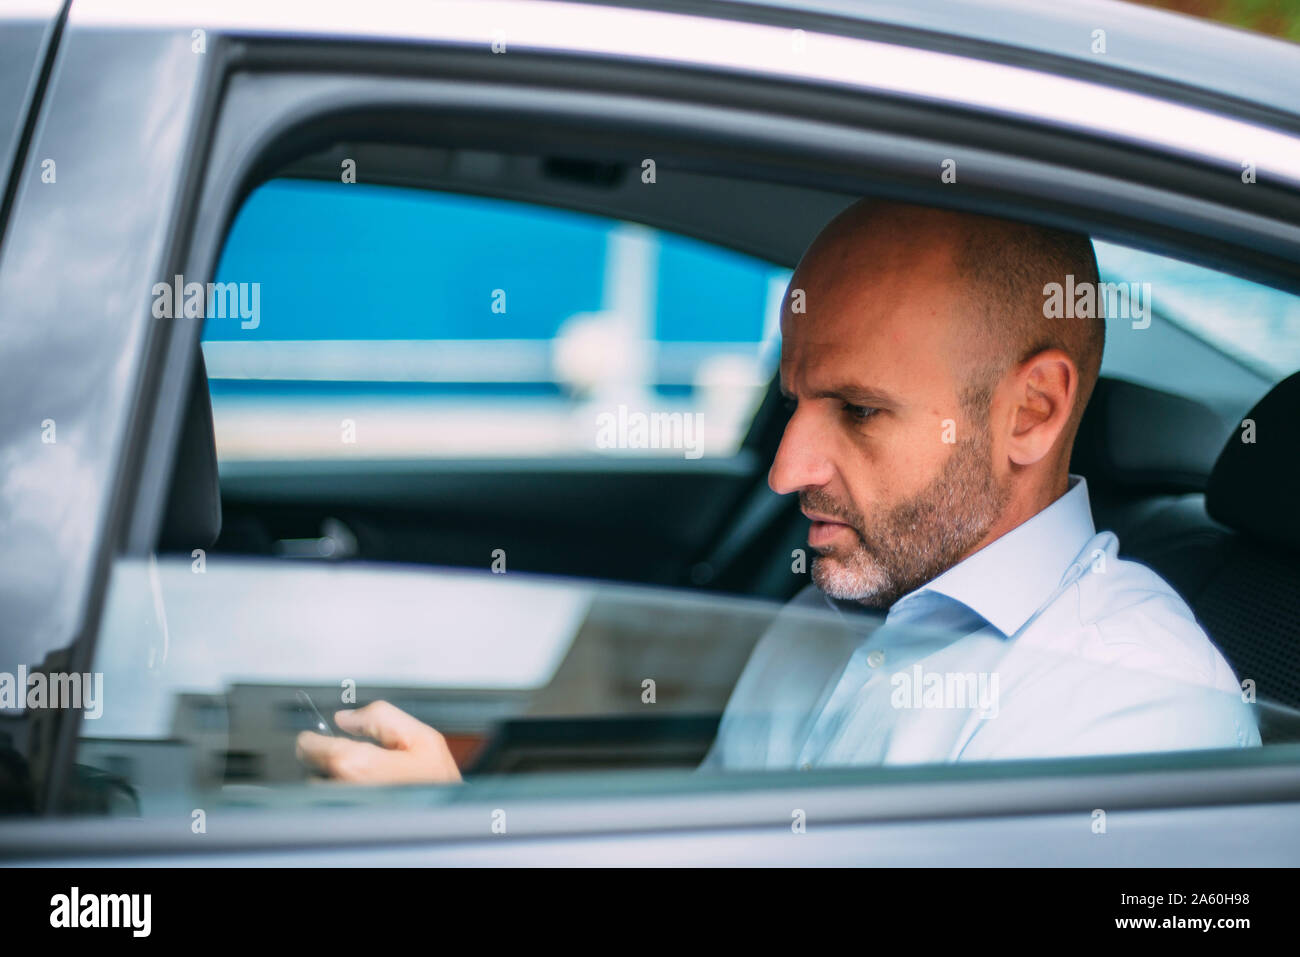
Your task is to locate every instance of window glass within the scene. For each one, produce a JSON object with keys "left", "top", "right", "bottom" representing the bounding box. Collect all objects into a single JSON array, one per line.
[
  {"left": 1095, "top": 240, "right": 1296, "bottom": 414},
  {"left": 79, "top": 557, "right": 791, "bottom": 813},
  {"left": 1097, "top": 243, "right": 1300, "bottom": 381},
  {"left": 201, "top": 180, "right": 789, "bottom": 462},
  {"left": 76, "top": 550, "right": 1277, "bottom": 817}
]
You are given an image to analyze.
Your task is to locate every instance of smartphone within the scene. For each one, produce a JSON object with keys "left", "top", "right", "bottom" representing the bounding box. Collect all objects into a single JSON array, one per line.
[{"left": 295, "top": 690, "right": 335, "bottom": 736}]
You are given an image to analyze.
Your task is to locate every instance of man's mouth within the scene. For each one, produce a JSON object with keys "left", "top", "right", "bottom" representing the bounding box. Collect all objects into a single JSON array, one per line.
[{"left": 802, "top": 509, "right": 855, "bottom": 548}]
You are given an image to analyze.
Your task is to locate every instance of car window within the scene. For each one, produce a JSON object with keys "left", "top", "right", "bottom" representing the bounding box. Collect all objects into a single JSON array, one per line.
[
  {"left": 69, "top": 167, "right": 1300, "bottom": 822},
  {"left": 1098, "top": 243, "right": 1300, "bottom": 381},
  {"left": 201, "top": 179, "right": 789, "bottom": 463},
  {"left": 76, "top": 546, "right": 1274, "bottom": 818},
  {"left": 1094, "top": 240, "right": 1292, "bottom": 416},
  {"left": 80, "top": 557, "right": 792, "bottom": 813}
]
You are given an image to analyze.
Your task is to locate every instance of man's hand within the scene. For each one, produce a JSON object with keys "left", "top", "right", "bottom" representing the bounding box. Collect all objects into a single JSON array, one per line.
[{"left": 295, "top": 700, "right": 463, "bottom": 784}]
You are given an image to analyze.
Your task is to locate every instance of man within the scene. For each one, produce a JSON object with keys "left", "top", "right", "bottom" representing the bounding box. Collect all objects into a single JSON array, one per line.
[{"left": 298, "top": 199, "right": 1258, "bottom": 783}]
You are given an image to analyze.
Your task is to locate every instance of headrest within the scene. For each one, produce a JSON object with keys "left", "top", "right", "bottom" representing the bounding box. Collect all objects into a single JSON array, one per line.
[
  {"left": 158, "top": 349, "right": 222, "bottom": 552},
  {"left": 1207, "top": 371, "right": 1300, "bottom": 551},
  {"left": 1070, "top": 377, "right": 1225, "bottom": 493}
]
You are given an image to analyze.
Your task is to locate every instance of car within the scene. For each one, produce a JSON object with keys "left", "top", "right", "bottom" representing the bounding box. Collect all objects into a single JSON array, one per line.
[{"left": 1, "top": 0, "right": 1299, "bottom": 866}]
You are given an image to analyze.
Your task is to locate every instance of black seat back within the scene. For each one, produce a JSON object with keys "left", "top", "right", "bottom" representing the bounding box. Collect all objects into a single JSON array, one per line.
[{"left": 1114, "top": 373, "right": 1300, "bottom": 721}]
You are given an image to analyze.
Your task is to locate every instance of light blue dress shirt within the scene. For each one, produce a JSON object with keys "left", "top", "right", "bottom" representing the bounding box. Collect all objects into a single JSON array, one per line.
[{"left": 704, "top": 476, "right": 1260, "bottom": 770}]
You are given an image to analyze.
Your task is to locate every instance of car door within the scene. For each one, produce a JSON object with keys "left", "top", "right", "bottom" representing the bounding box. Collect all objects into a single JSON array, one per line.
[{"left": 2, "top": 0, "right": 1300, "bottom": 865}]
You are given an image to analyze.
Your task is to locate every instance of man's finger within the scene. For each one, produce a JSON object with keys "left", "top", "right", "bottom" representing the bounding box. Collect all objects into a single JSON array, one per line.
[
  {"left": 333, "top": 700, "right": 435, "bottom": 750},
  {"left": 296, "top": 730, "right": 381, "bottom": 779},
  {"left": 296, "top": 729, "right": 336, "bottom": 768}
]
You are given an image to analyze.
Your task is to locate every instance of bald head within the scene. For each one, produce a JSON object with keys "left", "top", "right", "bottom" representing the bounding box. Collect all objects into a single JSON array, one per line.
[{"left": 796, "top": 199, "right": 1104, "bottom": 439}]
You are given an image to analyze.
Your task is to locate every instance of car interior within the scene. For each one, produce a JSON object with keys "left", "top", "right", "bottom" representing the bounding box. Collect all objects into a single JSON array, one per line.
[{"left": 132, "top": 136, "right": 1300, "bottom": 794}]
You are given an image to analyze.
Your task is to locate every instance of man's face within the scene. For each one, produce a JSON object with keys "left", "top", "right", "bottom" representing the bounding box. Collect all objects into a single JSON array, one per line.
[{"left": 770, "top": 239, "right": 1010, "bottom": 607}]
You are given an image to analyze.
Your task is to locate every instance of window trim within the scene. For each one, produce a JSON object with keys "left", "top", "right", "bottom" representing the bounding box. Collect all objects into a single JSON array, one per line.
[
  {"left": 69, "top": 0, "right": 1300, "bottom": 192},
  {"left": 12, "top": 743, "right": 1300, "bottom": 862}
]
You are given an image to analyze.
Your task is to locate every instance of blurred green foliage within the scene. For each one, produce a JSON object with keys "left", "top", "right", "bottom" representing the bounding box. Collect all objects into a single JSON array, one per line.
[{"left": 1132, "top": 0, "right": 1300, "bottom": 43}]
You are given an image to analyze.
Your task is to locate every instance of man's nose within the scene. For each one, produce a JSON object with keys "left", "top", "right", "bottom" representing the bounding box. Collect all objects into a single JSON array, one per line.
[{"left": 768, "top": 409, "right": 834, "bottom": 495}]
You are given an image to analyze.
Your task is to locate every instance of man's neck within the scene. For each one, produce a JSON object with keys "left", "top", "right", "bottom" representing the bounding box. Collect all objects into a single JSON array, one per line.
[{"left": 956, "top": 470, "right": 1071, "bottom": 567}]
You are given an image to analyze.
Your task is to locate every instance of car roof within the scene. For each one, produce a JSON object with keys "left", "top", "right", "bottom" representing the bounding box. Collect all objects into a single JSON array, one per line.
[
  {"left": 615, "top": 0, "right": 1300, "bottom": 125},
  {"left": 48, "top": 0, "right": 1300, "bottom": 126}
]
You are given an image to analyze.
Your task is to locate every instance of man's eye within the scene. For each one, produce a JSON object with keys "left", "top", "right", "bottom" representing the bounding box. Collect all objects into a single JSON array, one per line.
[{"left": 843, "top": 403, "right": 877, "bottom": 422}]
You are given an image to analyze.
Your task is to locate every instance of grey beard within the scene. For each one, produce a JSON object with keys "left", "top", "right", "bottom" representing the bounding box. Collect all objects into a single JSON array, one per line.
[{"left": 805, "top": 430, "right": 1009, "bottom": 608}]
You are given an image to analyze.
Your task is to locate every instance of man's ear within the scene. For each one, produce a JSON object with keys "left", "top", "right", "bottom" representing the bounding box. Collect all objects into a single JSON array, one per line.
[{"left": 1004, "top": 348, "right": 1077, "bottom": 467}]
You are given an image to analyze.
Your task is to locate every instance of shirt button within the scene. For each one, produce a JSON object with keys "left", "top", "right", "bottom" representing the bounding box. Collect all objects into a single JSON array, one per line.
[
  {"left": 800, "top": 762, "right": 813, "bottom": 771},
  {"left": 866, "top": 650, "right": 886, "bottom": 668}
]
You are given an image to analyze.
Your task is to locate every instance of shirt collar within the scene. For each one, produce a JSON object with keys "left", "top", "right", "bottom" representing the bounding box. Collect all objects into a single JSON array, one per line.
[{"left": 886, "top": 474, "right": 1096, "bottom": 638}]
